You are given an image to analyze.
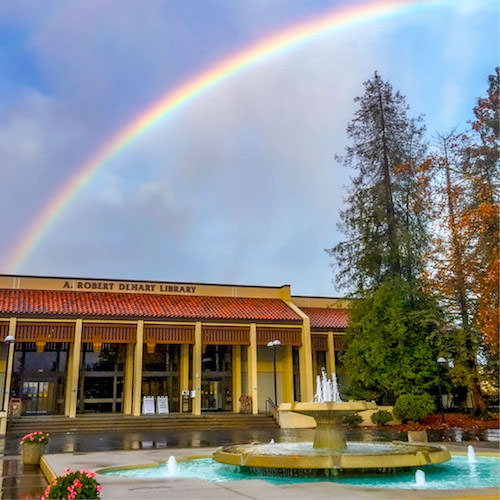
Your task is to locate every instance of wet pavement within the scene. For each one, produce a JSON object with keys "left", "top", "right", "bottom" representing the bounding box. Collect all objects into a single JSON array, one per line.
[
  {"left": 2, "top": 427, "right": 499, "bottom": 456},
  {"left": 0, "top": 427, "right": 498, "bottom": 499},
  {"left": 0, "top": 460, "right": 46, "bottom": 500},
  {"left": 43, "top": 443, "right": 500, "bottom": 500}
]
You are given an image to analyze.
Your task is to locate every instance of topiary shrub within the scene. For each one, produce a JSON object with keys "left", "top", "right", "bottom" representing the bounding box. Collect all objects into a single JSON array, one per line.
[
  {"left": 370, "top": 409, "right": 393, "bottom": 426},
  {"left": 393, "top": 394, "right": 435, "bottom": 423},
  {"left": 342, "top": 413, "right": 363, "bottom": 426}
]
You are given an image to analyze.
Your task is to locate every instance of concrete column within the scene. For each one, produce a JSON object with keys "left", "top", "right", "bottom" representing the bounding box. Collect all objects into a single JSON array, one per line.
[
  {"left": 248, "top": 324, "right": 258, "bottom": 414},
  {"left": 132, "top": 320, "right": 144, "bottom": 416},
  {"left": 232, "top": 345, "right": 241, "bottom": 413},
  {"left": 64, "top": 343, "right": 73, "bottom": 416},
  {"left": 122, "top": 343, "right": 134, "bottom": 414},
  {"left": 327, "top": 331, "right": 336, "bottom": 375},
  {"left": 68, "top": 319, "right": 82, "bottom": 418},
  {"left": 298, "top": 318, "right": 313, "bottom": 402},
  {"left": 192, "top": 322, "right": 202, "bottom": 415},
  {"left": 0, "top": 318, "right": 16, "bottom": 434},
  {"left": 281, "top": 345, "right": 294, "bottom": 403},
  {"left": 312, "top": 349, "right": 318, "bottom": 387},
  {"left": 180, "top": 343, "right": 189, "bottom": 412}
]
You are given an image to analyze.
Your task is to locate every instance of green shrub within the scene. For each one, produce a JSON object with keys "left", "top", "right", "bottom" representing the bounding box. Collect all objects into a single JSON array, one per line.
[
  {"left": 393, "top": 394, "right": 435, "bottom": 423},
  {"left": 370, "top": 409, "right": 393, "bottom": 426},
  {"left": 342, "top": 413, "right": 363, "bottom": 426}
]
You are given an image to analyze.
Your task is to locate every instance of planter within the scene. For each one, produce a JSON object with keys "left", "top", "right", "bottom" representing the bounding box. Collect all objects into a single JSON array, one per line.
[
  {"left": 407, "top": 430, "right": 428, "bottom": 443},
  {"left": 21, "top": 442, "right": 44, "bottom": 465}
]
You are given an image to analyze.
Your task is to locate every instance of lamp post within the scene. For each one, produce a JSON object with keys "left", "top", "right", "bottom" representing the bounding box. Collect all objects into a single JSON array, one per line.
[
  {"left": 437, "top": 356, "right": 447, "bottom": 423},
  {"left": 267, "top": 340, "right": 281, "bottom": 406}
]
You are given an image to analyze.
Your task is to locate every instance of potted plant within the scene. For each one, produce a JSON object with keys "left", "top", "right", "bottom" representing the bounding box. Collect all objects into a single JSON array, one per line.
[
  {"left": 42, "top": 467, "right": 102, "bottom": 499},
  {"left": 393, "top": 394, "right": 435, "bottom": 442},
  {"left": 20, "top": 431, "right": 50, "bottom": 465}
]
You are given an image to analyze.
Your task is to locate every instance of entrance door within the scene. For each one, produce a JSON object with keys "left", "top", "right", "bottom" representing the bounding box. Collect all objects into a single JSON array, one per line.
[
  {"left": 21, "top": 381, "right": 56, "bottom": 415},
  {"left": 201, "top": 345, "right": 232, "bottom": 411},
  {"left": 201, "top": 380, "right": 221, "bottom": 410}
]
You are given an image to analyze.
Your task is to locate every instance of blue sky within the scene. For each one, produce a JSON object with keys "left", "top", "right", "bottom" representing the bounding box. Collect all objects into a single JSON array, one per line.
[{"left": 0, "top": 0, "right": 498, "bottom": 295}]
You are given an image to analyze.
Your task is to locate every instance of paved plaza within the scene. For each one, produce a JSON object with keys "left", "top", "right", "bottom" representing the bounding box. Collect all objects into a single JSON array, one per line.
[
  {"left": 0, "top": 428, "right": 498, "bottom": 499},
  {"left": 41, "top": 443, "right": 500, "bottom": 500}
]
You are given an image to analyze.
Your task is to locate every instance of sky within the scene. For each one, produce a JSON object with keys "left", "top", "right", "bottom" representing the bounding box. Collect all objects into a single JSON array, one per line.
[{"left": 0, "top": 0, "right": 498, "bottom": 296}]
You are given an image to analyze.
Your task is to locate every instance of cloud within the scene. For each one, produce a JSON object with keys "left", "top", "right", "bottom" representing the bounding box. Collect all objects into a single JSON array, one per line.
[{"left": 1, "top": 0, "right": 498, "bottom": 295}]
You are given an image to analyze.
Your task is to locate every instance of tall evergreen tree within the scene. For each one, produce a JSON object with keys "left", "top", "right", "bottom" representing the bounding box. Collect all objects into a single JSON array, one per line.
[
  {"left": 328, "top": 72, "right": 428, "bottom": 292},
  {"left": 329, "top": 73, "right": 441, "bottom": 400}
]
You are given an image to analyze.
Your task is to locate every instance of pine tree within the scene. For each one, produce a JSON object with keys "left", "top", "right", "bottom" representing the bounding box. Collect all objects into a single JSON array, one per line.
[
  {"left": 329, "top": 73, "right": 442, "bottom": 400},
  {"left": 328, "top": 72, "right": 428, "bottom": 291}
]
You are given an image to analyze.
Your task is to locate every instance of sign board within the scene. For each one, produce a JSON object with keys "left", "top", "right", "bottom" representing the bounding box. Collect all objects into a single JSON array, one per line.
[
  {"left": 157, "top": 396, "right": 169, "bottom": 414},
  {"left": 142, "top": 396, "right": 155, "bottom": 415}
]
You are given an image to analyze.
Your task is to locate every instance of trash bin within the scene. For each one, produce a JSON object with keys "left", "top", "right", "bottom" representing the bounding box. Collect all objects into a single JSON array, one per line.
[{"left": 8, "top": 398, "right": 22, "bottom": 418}]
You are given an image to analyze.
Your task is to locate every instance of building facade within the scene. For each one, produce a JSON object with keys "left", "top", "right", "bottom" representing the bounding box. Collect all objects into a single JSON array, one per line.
[{"left": 0, "top": 275, "right": 349, "bottom": 432}]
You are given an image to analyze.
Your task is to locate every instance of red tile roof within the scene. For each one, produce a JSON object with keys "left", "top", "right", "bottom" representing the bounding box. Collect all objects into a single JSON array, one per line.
[
  {"left": 0, "top": 289, "right": 302, "bottom": 322},
  {"left": 301, "top": 307, "right": 349, "bottom": 330}
]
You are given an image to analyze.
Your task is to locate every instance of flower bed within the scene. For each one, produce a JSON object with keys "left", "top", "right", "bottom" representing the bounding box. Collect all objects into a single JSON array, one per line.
[
  {"left": 42, "top": 468, "right": 102, "bottom": 500},
  {"left": 390, "top": 412, "right": 499, "bottom": 432}
]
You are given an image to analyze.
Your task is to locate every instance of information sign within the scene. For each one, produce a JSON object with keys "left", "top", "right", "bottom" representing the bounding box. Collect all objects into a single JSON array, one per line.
[
  {"left": 157, "top": 396, "right": 169, "bottom": 414},
  {"left": 142, "top": 396, "right": 155, "bottom": 414}
]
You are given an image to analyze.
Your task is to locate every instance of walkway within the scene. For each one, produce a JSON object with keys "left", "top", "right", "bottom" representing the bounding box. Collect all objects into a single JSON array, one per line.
[{"left": 42, "top": 443, "right": 500, "bottom": 500}]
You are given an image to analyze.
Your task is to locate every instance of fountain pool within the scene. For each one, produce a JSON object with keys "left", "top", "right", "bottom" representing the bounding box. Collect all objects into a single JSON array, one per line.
[{"left": 101, "top": 454, "right": 500, "bottom": 490}]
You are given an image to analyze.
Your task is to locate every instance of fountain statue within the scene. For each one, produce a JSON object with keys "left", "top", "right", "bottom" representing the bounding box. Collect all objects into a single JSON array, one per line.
[{"left": 214, "top": 369, "right": 451, "bottom": 475}]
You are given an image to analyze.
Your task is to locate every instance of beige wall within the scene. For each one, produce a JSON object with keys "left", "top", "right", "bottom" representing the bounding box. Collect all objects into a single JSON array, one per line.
[{"left": 0, "top": 275, "right": 291, "bottom": 300}]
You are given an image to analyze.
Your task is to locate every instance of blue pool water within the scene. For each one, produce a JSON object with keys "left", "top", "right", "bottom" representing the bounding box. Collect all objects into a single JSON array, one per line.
[{"left": 103, "top": 455, "right": 500, "bottom": 490}]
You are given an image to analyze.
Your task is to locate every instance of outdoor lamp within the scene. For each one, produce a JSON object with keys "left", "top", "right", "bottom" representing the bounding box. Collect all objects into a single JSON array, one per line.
[
  {"left": 436, "top": 357, "right": 447, "bottom": 423},
  {"left": 4, "top": 335, "right": 14, "bottom": 344},
  {"left": 267, "top": 340, "right": 281, "bottom": 406}
]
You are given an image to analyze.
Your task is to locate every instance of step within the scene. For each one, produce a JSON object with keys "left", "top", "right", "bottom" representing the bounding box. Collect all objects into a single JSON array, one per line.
[{"left": 7, "top": 414, "right": 278, "bottom": 434}]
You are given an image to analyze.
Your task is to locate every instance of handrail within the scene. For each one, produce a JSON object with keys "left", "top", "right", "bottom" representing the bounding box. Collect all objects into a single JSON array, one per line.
[{"left": 265, "top": 398, "right": 280, "bottom": 426}]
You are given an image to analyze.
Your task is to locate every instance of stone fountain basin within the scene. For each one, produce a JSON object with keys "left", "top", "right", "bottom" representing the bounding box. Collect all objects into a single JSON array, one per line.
[
  {"left": 286, "top": 401, "right": 377, "bottom": 420},
  {"left": 214, "top": 442, "right": 451, "bottom": 470}
]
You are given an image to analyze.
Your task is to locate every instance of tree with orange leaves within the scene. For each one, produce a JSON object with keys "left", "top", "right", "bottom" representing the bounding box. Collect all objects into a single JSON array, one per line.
[
  {"left": 425, "top": 68, "right": 499, "bottom": 412},
  {"left": 466, "top": 67, "right": 499, "bottom": 358}
]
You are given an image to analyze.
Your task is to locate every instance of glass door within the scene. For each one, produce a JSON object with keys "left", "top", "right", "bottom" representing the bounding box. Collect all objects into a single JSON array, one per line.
[
  {"left": 201, "top": 346, "right": 232, "bottom": 411},
  {"left": 21, "top": 380, "right": 56, "bottom": 415}
]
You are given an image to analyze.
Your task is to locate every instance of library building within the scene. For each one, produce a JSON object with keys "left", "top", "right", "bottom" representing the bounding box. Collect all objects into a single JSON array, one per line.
[{"left": 0, "top": 274, "right": 349, "bottom": 431}]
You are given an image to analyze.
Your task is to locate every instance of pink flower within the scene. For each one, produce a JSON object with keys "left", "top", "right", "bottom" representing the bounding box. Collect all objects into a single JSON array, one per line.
[{"left": 97, "top": 485, "right": 102, "bottom": 492}]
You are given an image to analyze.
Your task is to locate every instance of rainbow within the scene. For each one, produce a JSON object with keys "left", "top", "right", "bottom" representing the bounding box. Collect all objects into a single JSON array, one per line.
[{"left": 6, "top": 0, "right": 439, "bottom": 272}]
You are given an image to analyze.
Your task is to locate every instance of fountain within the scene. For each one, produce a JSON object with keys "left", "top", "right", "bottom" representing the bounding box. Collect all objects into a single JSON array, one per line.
[
  {"left": 467, "top": 445, "right": 477, "bottom": 463},
  {"left": 166, "top": 456, "right": 180, "bottom": 476},
  {"left": 415, "top": 469, "right": 426, "bottom": 486},
  {"left": 214, "top": 369, "right": 451, "bottom": 474}
]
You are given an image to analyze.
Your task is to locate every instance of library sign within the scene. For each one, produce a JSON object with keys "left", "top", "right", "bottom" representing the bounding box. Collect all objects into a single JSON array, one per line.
[{"left": 62, "top": 280, "right": 197, "bottom": 294}]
